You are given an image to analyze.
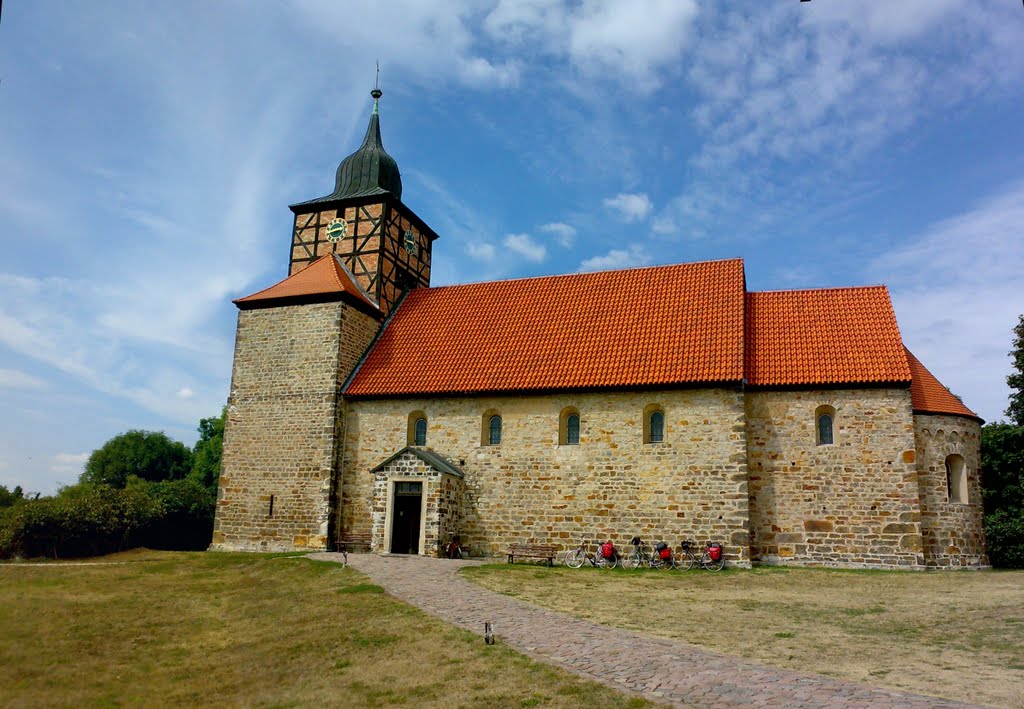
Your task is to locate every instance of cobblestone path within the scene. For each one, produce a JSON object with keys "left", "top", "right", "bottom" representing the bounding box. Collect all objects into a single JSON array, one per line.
[{"left": 312, "top": 553, "right": 976, "bottom": 708}]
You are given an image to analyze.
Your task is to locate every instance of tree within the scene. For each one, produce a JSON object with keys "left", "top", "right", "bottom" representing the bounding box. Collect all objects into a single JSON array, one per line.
[
  {"left": 980, "top": 313, "right": 1024, "bottom": 567},
  {"left": 1007, "top": 314, "right": 1024, "bottom": 426},
  {"left": 981, "top": 423, "right": 1024, "bottom": 567},
  {"left": 0, "top": 485, "right": 24, "bottom": 509},
  {"left": 81, "top": 430, "right": 193, "bottom": 488},
  {"left": 190, "top": 408, "right": 224, "bottom": 489}
]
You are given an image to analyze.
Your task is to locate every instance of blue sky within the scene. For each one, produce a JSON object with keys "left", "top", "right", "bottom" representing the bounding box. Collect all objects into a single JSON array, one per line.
[{"left": 1, "top": 1, "right": 1022, "bottom": 494}]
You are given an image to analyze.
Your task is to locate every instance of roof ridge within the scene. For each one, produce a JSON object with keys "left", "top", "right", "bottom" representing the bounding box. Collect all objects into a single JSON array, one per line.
[
  {"left": 750, "top": 284, "right": 889, "bottom": 295},
  {"left": 424, "top": 257, "right": 745, "bottom": 292}
]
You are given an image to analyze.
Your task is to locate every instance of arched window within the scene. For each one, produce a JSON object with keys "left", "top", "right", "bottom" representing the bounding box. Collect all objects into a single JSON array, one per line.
[
  {"left": 815, "top": 405, "right": 836, "bottom": 446},
  {"left": 407, "top": 410, "right": 427, "bottom": 446},
  {"left": 946, "top": 454, "right": 967, "bottom": 504},
  {"left": 567, "top": 414, "right": 580, "bottom": 445},
  {"left": 643, "top": 404, "right": 665, "bottom": 444},
  {"left": 649, "top": 411, "right": 664, "bottom": 443},
  {"left": 559, "top": 407, "right": 581, "bottom": 445},
  {"left": 480, "top": 409, "right": 502, "bottom": 446}
]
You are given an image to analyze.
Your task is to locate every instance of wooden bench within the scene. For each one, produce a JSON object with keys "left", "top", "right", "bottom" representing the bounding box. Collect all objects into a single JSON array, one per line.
[
  {"left": 338, "top": 531, "right": 373, "bottom": 564},
  {"left": 506, "top": 543, "right": 558, "bottom": 566}
]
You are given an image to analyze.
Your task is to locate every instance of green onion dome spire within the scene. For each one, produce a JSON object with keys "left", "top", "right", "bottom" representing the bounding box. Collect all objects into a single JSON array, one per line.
[{"left": 305, "top": 87, "right": 403, "bottom": 204}]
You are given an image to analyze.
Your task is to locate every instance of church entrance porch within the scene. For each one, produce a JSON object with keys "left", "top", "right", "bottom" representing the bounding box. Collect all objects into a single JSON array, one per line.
[
  {"left": 390, "top": 482, "right": 422, "bottom": 554},
  {"left": 370, "top": 447, "right": 465, "bottom": 556}
]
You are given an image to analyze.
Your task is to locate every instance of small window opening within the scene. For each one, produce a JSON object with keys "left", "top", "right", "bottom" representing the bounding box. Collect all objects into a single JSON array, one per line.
[
  {"left": 567, "top": 414, "right": 580, "bottom": 445},
  {"left": 644, "top": 404, "right": 665, "bottom": 444},
  {"left": 946, "top": 454, "right": 967, "bottom": 504},
  {"left": 488, "top": 415, "right": 502, "bottom": 445},
  {"left": 815, "top": 405, "right": 836, "bottom": 446},
  {"left": 268, "top": 495, "right": 275, "bottom": 518},
  {"left": 407, "top": 411, "right": 427, "bottom": 446},
  {"left": 558, "top": 407, "right": 581, "bottom": 445}
]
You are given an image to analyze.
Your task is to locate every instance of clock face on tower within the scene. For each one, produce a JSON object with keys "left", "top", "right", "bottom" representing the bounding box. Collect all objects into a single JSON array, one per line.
[{"left": 326, "top": 217, "right": 348, "bottom": 243}]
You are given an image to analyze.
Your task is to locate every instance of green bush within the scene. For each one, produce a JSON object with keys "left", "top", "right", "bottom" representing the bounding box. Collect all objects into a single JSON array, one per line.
[
  {"left": 0, "top": 478, "right": 219, "bottom": 559},
  {"left": 984, "top": 508, "right": 1024, "bottom": 569},
  {"left": 0, "top": 485, "right": 160, "bottom": 559},
  {"left": 981, "top": 422, "right": 1024, "bottom": 568},
  {"left": 131, "top": 477, "right": 216, "bottom": 551}
]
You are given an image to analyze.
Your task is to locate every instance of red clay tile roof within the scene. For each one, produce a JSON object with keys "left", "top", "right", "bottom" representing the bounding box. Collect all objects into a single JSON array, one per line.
[
  {"left": 745, "top": 286, "right": 911, "bottom": 387},
  {"left": 345, "top": 259, "right": 747, "bottom": 397},
  {"left": 905, "top": 348, "right": 980, "bottom": 420},
  {"left": 234, "top": 254, "right": 380, "bottom": 315}
]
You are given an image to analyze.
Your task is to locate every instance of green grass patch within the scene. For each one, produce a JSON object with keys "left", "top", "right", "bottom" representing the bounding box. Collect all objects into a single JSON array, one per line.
[{"left": 0, "top": 550, "right": 648, "bottom": 707}]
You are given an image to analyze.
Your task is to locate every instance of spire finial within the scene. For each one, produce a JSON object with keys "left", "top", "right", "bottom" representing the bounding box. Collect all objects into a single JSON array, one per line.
[{"left": 371, "top": 62, "right": 382, "bottom": 115}]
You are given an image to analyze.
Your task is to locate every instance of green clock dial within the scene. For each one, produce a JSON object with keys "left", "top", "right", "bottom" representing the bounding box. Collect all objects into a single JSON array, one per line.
[{"left": 326, "top": 218, "right": 348, "bottom": 243}]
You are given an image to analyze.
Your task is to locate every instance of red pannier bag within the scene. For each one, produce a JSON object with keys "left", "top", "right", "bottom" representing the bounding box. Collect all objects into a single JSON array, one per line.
[
  {"left": 655, "top": 542, "right": 671, "bottom": 560},
  {"left": 708, "top": 543, "right": 722, "bottom": 561},
  {"left": 601, "top": 541, "right": 615, "bottom": 559}
]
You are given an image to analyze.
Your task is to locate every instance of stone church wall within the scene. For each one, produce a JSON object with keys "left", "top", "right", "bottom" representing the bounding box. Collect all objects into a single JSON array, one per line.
[
  {"left": 212, "top": 301, "right": 380, "bottom": 552},
  {"left": 914, "top": 414, "right": 988, "bottom": 567},
  {"left": 341, "top": 388, "right": 752, "bottom": 565},
  {"left": 746, "top": 388, "right": 924, "bottom": 568}
]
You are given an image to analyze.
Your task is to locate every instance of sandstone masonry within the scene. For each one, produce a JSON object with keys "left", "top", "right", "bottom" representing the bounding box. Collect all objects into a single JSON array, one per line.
[
  {"left": 211, "top": 301, "right": 380, "bottom": 552},
  {"left": 341, "top": 388, "right": 753, "bottom": 565}
]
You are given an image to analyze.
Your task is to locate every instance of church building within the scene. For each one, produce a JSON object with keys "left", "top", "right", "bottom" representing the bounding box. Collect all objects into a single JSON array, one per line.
[{"left": 210, "top": 89, "right": 988, "bottom": 569}]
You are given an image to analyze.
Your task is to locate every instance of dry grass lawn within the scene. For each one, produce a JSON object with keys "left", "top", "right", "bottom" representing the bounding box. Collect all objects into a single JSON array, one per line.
[
  {"left": 463, "top": 563, "right": 1024, "bottom": 708},
  {"left": 0, "top": 551, "right": 648, "bottom": 708}
]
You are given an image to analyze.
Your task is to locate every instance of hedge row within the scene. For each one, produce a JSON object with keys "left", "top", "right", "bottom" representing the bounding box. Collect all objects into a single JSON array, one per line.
[{"left": 0, "top": 479, "right": 215, "bottom": 559}]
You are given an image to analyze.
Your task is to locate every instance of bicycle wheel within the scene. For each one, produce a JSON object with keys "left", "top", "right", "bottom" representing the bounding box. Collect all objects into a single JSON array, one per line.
[
  {"left": 653, "top": 553, "right": 671, "bottom": 570},
  {"left": 623, "top": 551, "right": 642, "bottom": 570},
  {"left": 564, "top": 548, "right": 585, "bottom": 568},
  {"left": 600, "top": 553, "right": 619, "bottom": 569},
  {"left": 673, "top": 550, "right": 694, "bottom": 571}
]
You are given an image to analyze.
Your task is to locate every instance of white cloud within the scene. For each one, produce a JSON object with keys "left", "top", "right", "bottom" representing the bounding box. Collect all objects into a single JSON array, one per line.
[
  {"left": 177, "top": 387, "right": 195, "bottom": 400},
  {"left": 603, "top": 193, "right": 653, "bottom": 222},
  {"left": 539, "top": 222, "right": 576, "bottom": 248},
  {"left": 565, "top": 0, "right": 699, "bottom": 86},
  {"left": 466, "top": 242, "right": 497, "bottom": 261},
  {"left": 673, "top": 1, "right": 1024, "bottom": 238},
  {"left": 51, "top": 452, "right": 89, "bottom": 476},
  {"left": 294, "top": 0, "right": 521, "bottom": 90},
  {"left": 503, "top": 233, "right": 547, "bottom": 263},
  {"left": 0, "top": 368, "right": 46, "bottom": 390},
  {"left": 579, "top": 244, "right": 652, "bottom": 273},
  {"left": 651, "top": 216, "right": 677, "bottom": 235},
  {"left": 802, "top": 0, "right": 962, "bottom": 44},
  {"left": 870, "top": 181, "right": 1024, "bottom": 423},
  {"left": 484, "top": 0, "right": 699, "bottom": 89}
]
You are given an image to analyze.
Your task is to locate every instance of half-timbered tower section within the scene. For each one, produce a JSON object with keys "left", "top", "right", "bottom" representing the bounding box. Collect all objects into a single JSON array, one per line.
[{"left": 286, "top": 88, "right": 437, "bottom": 316}]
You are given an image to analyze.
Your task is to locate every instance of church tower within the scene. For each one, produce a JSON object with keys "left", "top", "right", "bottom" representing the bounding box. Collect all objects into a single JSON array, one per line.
[
  {"left": 211, "top": 88, "right": 439, "bottom": 552},
  {"left": 287, "top": 88, "right": 438, "bottom": 315}
]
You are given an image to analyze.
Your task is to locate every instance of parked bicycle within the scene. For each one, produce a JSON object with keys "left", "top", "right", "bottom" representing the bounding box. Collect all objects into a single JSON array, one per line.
[
  {"left": 623, "top": 536, "right": 673, "bottom": 570},
  {"left": 673, "top": 540, "right": 725, "bottom": 571},
  {"left": 563, "top": 538, "right": 620, "bottom": 569}
]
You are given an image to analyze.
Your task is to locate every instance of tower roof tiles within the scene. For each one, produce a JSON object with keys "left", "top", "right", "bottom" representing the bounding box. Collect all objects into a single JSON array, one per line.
[{"left": 234, "top": 254, "right": 380, "bottom": 316}]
